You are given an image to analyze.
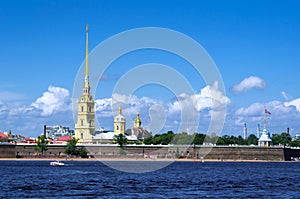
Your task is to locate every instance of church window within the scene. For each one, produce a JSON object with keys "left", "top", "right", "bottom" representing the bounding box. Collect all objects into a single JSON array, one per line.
[
  {"left": 81, "top": 133, "right": 83, "bottom": 139},
  {"left": 116, "top": 125, "right": 119, "bottom": 130},
  {"left": 81, "top": 106, "right": 84, "bottom": 112},
  {"left": 81, "top": 120, "right": 84, "bottom": 126}
]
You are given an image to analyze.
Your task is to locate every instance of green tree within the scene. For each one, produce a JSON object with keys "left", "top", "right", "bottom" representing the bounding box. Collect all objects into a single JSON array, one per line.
[
  {"left": 237, "top": 135, "right": 246, "bottom": 145},
  {"left": 216, "top": 137, "right": 226, "bottom": 145},
  {"left": 193, "top": 133, "right": 206, "bottom": 145},
  {"left": 78, "top": 147, "right": 88, "bottom": 158},
  {"left": 281, "top": 132, "right": 292, "bottom": 146},
  {"left": 160, "top": 131, "right": 175, "bottom": 145},
  {"left": 34, "top": 135, "right": 48, "bottom": 156},
  {"left": 114, "top": 133, "right": 128, "bottom": 149},
  {"left": 143, "top": 135, "right": 153, "bottom": 145},
  {"left": 291, "top": 139, "right": 300, "bottom": 147},
  {"left": 247, "top": 134, "right": 258, "bottom": 145},
  {"left": 272, "top": 132, "right": 292, "bottom": 146},
  {"left": 151, "top": 134, "right": 162, "bottom": 145},
  {"left": 65, "top": 137, "right": 79, "bottom": 155},
  {"left": 171, "top": 132, "right": 194, "bottom": 145}
]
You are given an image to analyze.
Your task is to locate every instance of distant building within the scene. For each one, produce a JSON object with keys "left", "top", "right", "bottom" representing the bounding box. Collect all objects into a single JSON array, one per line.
[
  {"left": 46, "top": 125, "right": 74, "bottom": 140},
  {"left": 127, "top": 112, "right": 151, "bottom": 140},
  {"left": 257, "top": 124, "right": 261, "bottom": 138},
  {"left": 243, "top": 123, "right": 247, "bottom": 140},
  {"left": 0, "top": 132, "right": 8, "bottom": 142},
  {"left": 114, "top": 107, "right": 126, "bottom": 134},
  {"left": 91, "top": 106, "right": 138, "bottom": 143},
  {"left": 258, "top": 129, "right": 272, "bottom": 147}
]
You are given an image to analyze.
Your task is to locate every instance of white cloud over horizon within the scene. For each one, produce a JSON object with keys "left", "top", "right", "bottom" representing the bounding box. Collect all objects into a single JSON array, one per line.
[
  {"left": 235, "top": 99, "right": 300, "bottom": 135},
  {"left": 1, "top": 84, "right": 300, "bottom": 137},
  {"left": 31, "top": 85, "right": 71, "bottom": 116},
  {"left": 232, "top": 76, "right": 266, "bottom": 93},
  {"left": 0, "top": 86, "right": 74, "bottom": 137}
]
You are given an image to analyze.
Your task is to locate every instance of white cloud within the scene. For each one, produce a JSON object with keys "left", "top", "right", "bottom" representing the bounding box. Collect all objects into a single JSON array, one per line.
[
  {"left": 95, "top": 98, "right": 112, "bottom": 117},
  {"left": 234, "top": 100, "right": 300, "bottom": 135},
  {"left": 235, "top": 102, "right": 264, "bottom": 116},
  {"left": 284, "top": 98, "right": 300, "bottom": 112},
  {"left": 31, "top": 85, "right": 71, "bottom": 116},
  {"left": 232, "top": 76, "right": 266, "bottom": 93},
  {"left": 168, "top": 82, "right": 230, "bottom": 114},
  {"left": 167, "top": 82, "right": 230, "bottom": 133},
  {"left": 281, "top": 91, "right": 289, "bottom": 101}
]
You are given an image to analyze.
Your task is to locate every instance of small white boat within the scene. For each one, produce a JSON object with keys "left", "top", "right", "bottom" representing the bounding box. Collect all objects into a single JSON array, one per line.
[{"left": 50, "top": 161, "right": 65, "bottom": 166}]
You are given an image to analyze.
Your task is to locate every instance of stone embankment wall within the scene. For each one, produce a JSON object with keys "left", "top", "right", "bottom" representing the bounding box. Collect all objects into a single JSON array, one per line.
[
  {"left": 0, "top": 144, "right": 293, "bottom": 161},
  {"left": 0, "top": 144, "right": 15, "bottom": 158}
]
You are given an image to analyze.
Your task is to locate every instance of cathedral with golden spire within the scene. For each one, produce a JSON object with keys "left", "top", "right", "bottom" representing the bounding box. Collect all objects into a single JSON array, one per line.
[{"left": 75, "top": 25, "right": 95, "bottom": 142}]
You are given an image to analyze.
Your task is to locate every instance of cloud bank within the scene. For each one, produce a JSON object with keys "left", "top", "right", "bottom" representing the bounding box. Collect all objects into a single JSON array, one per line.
[{"left": 1, "top": 83, "right": 300, "bottom": 137}]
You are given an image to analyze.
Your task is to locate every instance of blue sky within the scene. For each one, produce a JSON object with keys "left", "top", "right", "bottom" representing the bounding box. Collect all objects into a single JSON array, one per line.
[{"left": 0, "top": 0, "right": 300, "bottom": 137}]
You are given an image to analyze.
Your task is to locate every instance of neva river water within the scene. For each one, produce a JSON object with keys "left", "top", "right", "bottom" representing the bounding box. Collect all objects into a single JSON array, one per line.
[{"left": 0, "top": 160, "right": 299, "bottom": 198}]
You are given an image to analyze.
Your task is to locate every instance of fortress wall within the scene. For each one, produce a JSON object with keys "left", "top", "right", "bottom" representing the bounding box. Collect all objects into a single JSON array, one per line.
[
  {"left": 0, "top": 144, "right": 15, "bottom": 158},
  {"left": 0, "top": 144, "right": 288, "bottom": 161},
  {"left": 203, "top": 147, "right": 284, "bottom": 161},
  {"left": 87, "top": 145, "right": 285, "bottom": 161},
  {"left": 15, "top": 145, "right": 68, "bottom": 157}
]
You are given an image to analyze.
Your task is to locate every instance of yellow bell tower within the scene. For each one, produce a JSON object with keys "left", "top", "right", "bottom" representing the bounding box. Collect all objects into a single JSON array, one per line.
[
  {"left": 114, "top": 107, "right": 126, "bottom": 134},
  {"left": 75, "top": 25, "right": 95, "bottom": 142}
]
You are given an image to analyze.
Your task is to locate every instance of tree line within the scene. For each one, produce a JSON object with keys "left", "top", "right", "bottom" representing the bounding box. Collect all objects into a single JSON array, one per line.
[{"left": 143, "top": 131, "right": 300, "bottom": 147}]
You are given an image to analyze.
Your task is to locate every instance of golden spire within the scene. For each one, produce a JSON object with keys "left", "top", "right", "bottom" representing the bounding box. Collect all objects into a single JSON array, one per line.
[
  {"left": 85, "top": 24, "right": 89, "bottom": 77},
  {"left": 134, "top": 112, "right": 141, "bottom": 128},
  {"left": 118, "top": 107, "right": 122, "bottom": 114},
  {"left": 83, "top": 24, "right": 90, "bottom": 95}
]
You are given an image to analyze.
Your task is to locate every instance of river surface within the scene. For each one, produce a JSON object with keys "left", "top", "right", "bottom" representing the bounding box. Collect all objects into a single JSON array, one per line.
[{"left": 0, "top": 161, "right": 299, "bottom": 198}]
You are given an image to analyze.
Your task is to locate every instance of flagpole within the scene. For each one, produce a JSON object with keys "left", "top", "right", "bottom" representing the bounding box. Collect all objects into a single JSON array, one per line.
[{"left": 264, "top": 106, "right": 267, "bottom": 130}]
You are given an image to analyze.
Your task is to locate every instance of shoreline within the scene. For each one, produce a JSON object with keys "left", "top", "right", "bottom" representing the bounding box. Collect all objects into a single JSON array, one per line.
[{"left": 0, "top": 157, "right": 286, "bottom": 162}]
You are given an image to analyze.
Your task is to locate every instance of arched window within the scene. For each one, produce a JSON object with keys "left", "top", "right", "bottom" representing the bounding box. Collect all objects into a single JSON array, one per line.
[
  {"left": 81, "top": 106, "right": 84, "bottom": 112},
  {"left": 81, "top": 120, "right": 84, "bottom": 126}
]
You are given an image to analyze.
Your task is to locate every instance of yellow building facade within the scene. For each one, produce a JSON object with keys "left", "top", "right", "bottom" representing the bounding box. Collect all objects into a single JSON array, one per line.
[{"left": 114, "top": 107, "right": 126, "bottom": 134}]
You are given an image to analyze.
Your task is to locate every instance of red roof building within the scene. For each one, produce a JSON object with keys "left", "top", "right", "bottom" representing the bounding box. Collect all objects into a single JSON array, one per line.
[
  {"left": 0, "top": 132, "right": 8, "bottom": 138},
  {"left": 56, "top": 136, "right": 72, "bottom": 142}
]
